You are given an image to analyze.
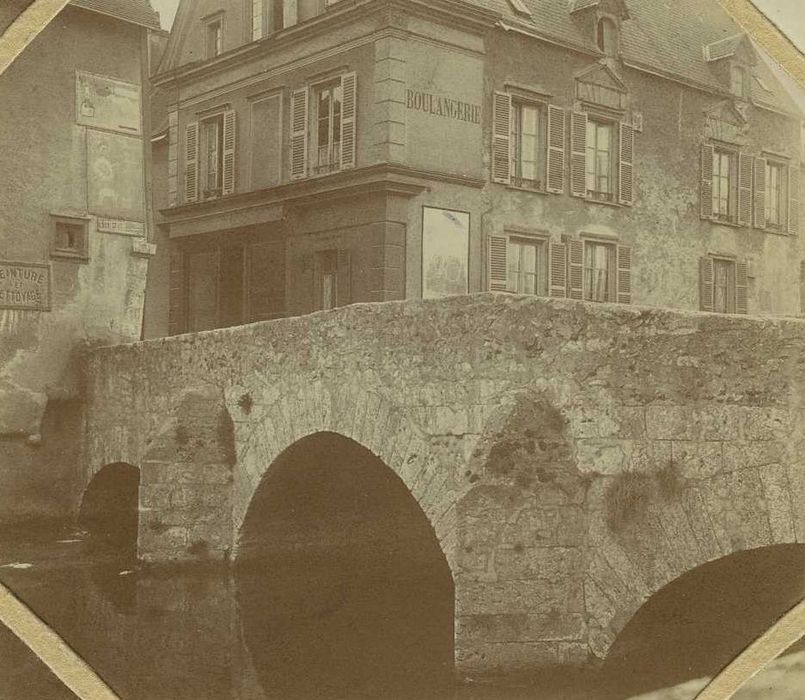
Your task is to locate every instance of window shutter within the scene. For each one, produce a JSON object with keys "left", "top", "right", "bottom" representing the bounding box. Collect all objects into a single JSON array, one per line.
[
  {"left": 222, "top": 110, "right": 236, "bottom": 195},
  {"left": 700, "top": 144, "right": 714, "bottom": 220},
  {"left": 337, "top": 249, "right": 352, "bottom": 306},
  {"left": 699, "top": 257, "right": 714, "bottom": 312},
  {"left": 618, "top": 122, "right": 634, "bottom": 206},
  {"left": 487, "top": 234, "right": 509, "bottom": 291},
  {"left": 789, "top": 164, "right": 800, "bottom": 235},
  {"left": 340, "top": 72, "right": 357, "bottom": 170},
  {"left": 548, "top": 242, "right": 567, "bottom": 297},
  {"left": 616, "top": 245, "right": 632, "bottom": 304},
  {"left": 754, "top": 157, "right": 767, "bottom": 229},
  {"left": 546, "top": 106, "right": 566, "bottom": 194},
  {"left": 312, "top": 254, "right": 323, "bottom": 310},
  {"left": 567, "top": 239, "right": 584, "bottom": 299},
  {"left": 736, "top": 260, "right": 748, "bottom": 314},
  {"left": 168, "top": 248, "right": 186, "bottom": 335},
  {"left": 570, "top": 112, "right": 587, "bottom": 198},
  {"left": 168, "top": 109, "right": 178, "bottom": 207},
  {"left": 492, "top": 92, "right": 511, "bottom": 184},
  {"left": 284, "top": 0, "right": 298, "bottom": 27},
  {"left": 184, "top": 121, "right": 199, "bottom": 203},
  {"left": 737, "top": 153, "right": 753, "bottom": 227},
  {"left": 290, "top": 87, "right": 309, "bottom": 180}
]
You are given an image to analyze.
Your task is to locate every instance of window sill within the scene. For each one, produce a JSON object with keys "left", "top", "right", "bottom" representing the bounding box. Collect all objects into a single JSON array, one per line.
[
  {"left": 579, "top": 196, "right": 622, "bottom": 209},
  {"left": 51, "top": 251, "right": 89, "bottom": 264},
  {"left": 505, "top": 183, "right": 548, "bottom": 195}
]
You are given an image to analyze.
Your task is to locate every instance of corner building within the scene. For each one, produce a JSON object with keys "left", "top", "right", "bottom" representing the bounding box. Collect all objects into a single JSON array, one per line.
[{"left": 150, "top": 0, "right": 804, "bottom": 336}]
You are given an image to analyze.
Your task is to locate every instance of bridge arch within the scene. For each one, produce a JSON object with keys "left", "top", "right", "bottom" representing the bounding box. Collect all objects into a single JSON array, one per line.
[
  {"left": 230, "top": 382, "right": 460, "bottom": 570},
  {"left": 78, "top": 461, "right": 140, "bottom": 554}
]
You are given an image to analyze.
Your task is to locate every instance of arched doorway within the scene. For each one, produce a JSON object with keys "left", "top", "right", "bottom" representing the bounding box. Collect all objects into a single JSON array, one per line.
[
  {"left": 602, "top": 544, "right": 805, "bottom": 698},
  {"left": 78, "top": 463, "right": 140, "bottom": 557},
  {"left": 236, "top": 432, "right": 455, "bottom": 699}
]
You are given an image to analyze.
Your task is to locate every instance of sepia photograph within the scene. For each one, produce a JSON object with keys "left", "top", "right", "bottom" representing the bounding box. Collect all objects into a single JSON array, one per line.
[{"left": 0, "top": 0, "right": 804, "bottom": 698}]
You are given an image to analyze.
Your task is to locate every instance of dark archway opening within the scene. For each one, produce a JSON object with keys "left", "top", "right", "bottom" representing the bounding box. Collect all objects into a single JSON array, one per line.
[
  {"left": 236, "top": 432, "right": 455, "bottom": 699},
  {"left": 78, "top": 463, "right": 140, "bottom": 557},
  {"left": 602, "top": 544, "right": 805, "bottom": 698}
]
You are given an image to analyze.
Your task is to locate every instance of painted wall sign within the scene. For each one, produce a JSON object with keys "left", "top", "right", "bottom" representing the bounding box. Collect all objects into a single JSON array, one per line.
[
  {"left": 422, "top": 207, "right": 469, "bottom": 300},
  {"left": 97, "top": 218, "right": 145, "bottom": 237},
  {"left": 76, "top": 71, "right": 142, "bottom": 135},
  {"left": 406, "top": 89, "right": 481, "bottom": 124},
  {"left": 87, "top": 131, "right": 146, "bottom": 221},
  {"left": 0, "top": 262, "right": 51, "bottom": 311}
]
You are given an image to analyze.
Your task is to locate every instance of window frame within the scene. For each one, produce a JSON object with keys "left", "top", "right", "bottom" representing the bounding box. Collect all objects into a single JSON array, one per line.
[
  {"left": 765, "top": 159, "right": 787, "bottom": 230},
  {"left": 204, "top": 14, "right": 224, "bottom": 59},
  {"left": 712, "top": 146, "right": 738, "bottom": 224},
  {"left": 199, "top": 113, "right": 225, "bottom": 200},
  {"left": 51, "top": 215, "right": 90, "bottom": 263},
  {"left": 506, "top": 232, "right": 549, "bottom": 296},
  {"left": 711, "top": 256, "right": 737, "bottom": 314},
  {"left": 509, "top": 98, "right": 547, "bottom": 192},
  {"left": 311, "top": 78, "right": 343, "bottom": 176},
  {"left": 585, "top": 116, "right": 616, "bottom": 203},
  {"left": 582, "top": 238, "right": 617, "bottom": 303},
  {"left": 596, "top": 17, "right": 618, "bottom": 56}
]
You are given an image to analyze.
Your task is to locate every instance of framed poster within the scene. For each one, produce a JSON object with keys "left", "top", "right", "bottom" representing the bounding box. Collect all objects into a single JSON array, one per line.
[
  {"left": 76, "top": 71, "right": 142, "bottom": 135},
  {"left": 87, "top": 131, "right": 146, "bottom": 221},
  {"left": 421, "top": 206, "right": 470, "bottom": 299}
]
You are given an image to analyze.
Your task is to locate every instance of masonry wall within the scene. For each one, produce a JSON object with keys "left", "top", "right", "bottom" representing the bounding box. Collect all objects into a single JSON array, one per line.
[
  {"left": 0, "top": 7, "right": 151, "bottom": 522},
  {"left": 83, "top": 295, "right": 805, "bottom": 677}
]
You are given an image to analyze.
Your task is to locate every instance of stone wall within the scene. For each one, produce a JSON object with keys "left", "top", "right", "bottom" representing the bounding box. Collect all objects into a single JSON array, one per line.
[{"left": 83, "top": 294, "right": 805, "bottom": 677}]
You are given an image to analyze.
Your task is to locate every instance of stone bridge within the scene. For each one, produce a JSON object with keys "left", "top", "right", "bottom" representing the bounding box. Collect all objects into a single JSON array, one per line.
[{"left": 81, "top": 294, "right": 805, "bottom": 678}]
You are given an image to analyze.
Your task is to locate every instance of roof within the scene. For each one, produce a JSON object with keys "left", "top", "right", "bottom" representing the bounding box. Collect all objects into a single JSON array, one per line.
[
  {"left": 70, "top": 0, "right": 160, "bottom": 29},
  {"left": 479, "top": 0, "right": 798, "bottom": 114}
]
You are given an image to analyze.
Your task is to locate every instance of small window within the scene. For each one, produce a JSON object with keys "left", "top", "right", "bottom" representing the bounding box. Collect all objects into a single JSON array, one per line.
[
  {"left": 251, "top": 0, "right": 264, "bottom": 41},
  {"left": 52, "top": 217, "right": 89, "bottom": 261},
  {"left": 713, "top": 258, "right": 736, "bottom": 313},
  {"left": 206, "top": 18, "right": 223, "bottom": 58},
  {"left": 765, "top": 161, "right": 786, "bottom": 229},
  {"left": 313, "top": 81, "right": 343, "bottom": 175},
  {"left": 507, "top": 236, "right": 547, "bottom": 295},
  {"left": 583, "top": 240, "right": 616, "bottom": 302},
  {"left": 510, "top": 101, "right": 545, "bottom": 190},
  {"left": 585, "top": 118, "right": 614, "bottom": 202},
  {"left": 712, "top": 149, "right": 736, "bottom": 222},
  {"left": 597, "top": 18, "right": 618, "bottom": 56},
  {"left": 730, "top": 64, "right": 748, "bottom": 99}
]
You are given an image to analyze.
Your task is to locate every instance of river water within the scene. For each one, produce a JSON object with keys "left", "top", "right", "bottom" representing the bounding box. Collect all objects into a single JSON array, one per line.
[{"left": 0, "top": 524, "right": 802, "bottom": 700}]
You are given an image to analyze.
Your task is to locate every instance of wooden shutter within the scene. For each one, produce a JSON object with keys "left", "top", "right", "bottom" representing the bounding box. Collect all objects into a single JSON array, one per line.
[
  {"left": 567, "top": 239, "right": 584, "bottom": 299},
  {"left": 789, "top": 164, "right": 800, "bottom": 235},
  {"left": 548, "top": 242, "right": 567, "bottom": 297},
  {"left": 735, "top": 260, "right": 748, "bottom": 314},
  {"left": 222, "top": 110, "right": 236, "bottom": 195},
  {"left": 754, "top": 157, "right": 767, "bottom": 229},
  {"left": 492, "top": 92, "right": 511, "bottom": 184},
  {"left": 168, "top": 248, "right": 186, "bottom": 335},
  {"left": 168, "top": 109, "right": 178, "bottom": 207},
  {"left": 737, "top": 153, "right": 753, "bottom": 227},
  {"left": 570, "top": 112, "right": 587, "bottom": 198},
  {"left": 337, "top": 249, "right": 352, "bottom": 306},
  {"left": 487, "top": 234, "right": 509, "bottom": 291},
  {"left": 616, "top": 245, "right": 632, "bottom": 304},
  {"left": 546, "top": 106, "right": 565, "bottom": 194},
  {"left": 340, "top": 72, "right": 357, "bottom": 170},
  {"left": 290, "top": 87, "right": 309, "bottom": 180},
  {"left": 701, "top": 144, "right": 714, "bottom": 220},
  {"left": 618, "top": 122, "right": 635, "bottom": 206},
  {"left": 184, "top": 121, "right": 199, "bottom": 203},
  {"left": 700, "top": 257, "right": 714, "bottom": 312}
]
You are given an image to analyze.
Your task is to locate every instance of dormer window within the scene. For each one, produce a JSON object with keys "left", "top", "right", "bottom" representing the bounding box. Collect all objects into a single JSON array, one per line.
[
  {"left": 205, "top": 16, "right": 223, "bottom": 58},
  {"left": 597, "top": 17, "right": 618, "bottom": 56}
]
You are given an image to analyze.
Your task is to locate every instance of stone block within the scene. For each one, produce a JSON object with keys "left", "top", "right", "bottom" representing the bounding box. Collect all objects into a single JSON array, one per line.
[
  {"left": 494, "top": 546, "right": 583, "bottom": 582},
  {"left": 575, "top": 439, "right": 631, "bottom": 475},
  {"left": 503, "top": 507, "right": 559, "bottom": 545},
  {"left": 672, "top": 441, "right": 723, "bottom": 479},
  {"left": 456, "top": 612, "right": 586, "bottom": 645},
  {"left": 759, "top": 464, "right": 796, "bottom": 543},
  {"left": 456, "top": 579, "right": 584, "bottom": 616}
]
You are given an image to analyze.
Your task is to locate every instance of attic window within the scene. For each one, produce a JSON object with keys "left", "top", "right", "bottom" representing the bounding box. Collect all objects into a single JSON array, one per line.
[
  {"left": 508, "top": 0, "right": 530, "bottom": 16},
  {"left": 730, "top": 64, "right": 748, "bottom": 99},
  {"left": 597, "top": 17, "right": 618, "bottom": 55}
]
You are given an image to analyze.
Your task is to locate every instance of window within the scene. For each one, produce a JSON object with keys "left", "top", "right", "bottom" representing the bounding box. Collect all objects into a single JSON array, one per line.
[
  {"left": 252, "top": 0, "right": 285, "bottom": 39},
  {"left": 313, "top": 81, "right": 342, "bottom": 174},
  {"left": 597, "top": 18, "right": 618, "bottom": 56},
  {"left": 766, "top": 161, "right": 785, "bottom": 228},
  {"left": 251, "top": 0, "right": 264, "bottom": 40},
  {"left": 52, "top": 217, "right": 89, "bottom": 261},
  {"left": 201, "top": 115, "right": 224, "bottom": 198},
  {"left": 712, "top": 149, "right": 736, "bottom": 222},
  {"left": 713, "top": 258, "right": 736, "bottom": 313},
  {"left": 585, "top": 119, "right": 614, "bottom": 202},
  {"left": 316, "top": 250, "right": 338, "bottom": 311},
  {"left": 510, "top": 101, "right": 544, "bottom": 190},
  {"left": 700, "top": 256, "right": 747, "bottom": 314},
  {"left": 730, "top": 64, "right": 748, "bottom": 99},
  {"left": 206, "top": 18, "right": 223, "bottom": 58},
  {"left": 507, "top": 236, "right": 546, "bottom": 295},
  {"left": 584, "top": 240, "right": 615, "bottom": 302}
]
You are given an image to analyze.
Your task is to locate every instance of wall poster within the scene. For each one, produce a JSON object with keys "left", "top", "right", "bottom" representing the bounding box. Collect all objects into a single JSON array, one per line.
[
  {"left": 87, "top": 130, "right": 146, "bottom": 221},
  {"left": 422, "top": 206, "right": 469, "bottom": 299},
  {"left": 76, "top": 71, "right": 142, "bottom": 135}
]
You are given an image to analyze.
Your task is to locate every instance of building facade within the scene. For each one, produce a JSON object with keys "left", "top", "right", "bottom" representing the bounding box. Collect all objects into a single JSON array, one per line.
[
  {"left": 0, "top": 0, "right": 160, "bottom": 522},
  {"left": 148, "top": 0, "right": 803, "bottom": 338}
]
